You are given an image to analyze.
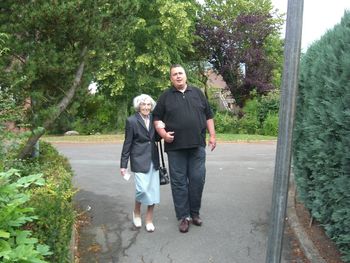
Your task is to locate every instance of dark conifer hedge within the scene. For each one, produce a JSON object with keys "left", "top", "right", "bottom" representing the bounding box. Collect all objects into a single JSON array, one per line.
[{"left": 293, "top": 11, "right": 350, "bottom": 262}]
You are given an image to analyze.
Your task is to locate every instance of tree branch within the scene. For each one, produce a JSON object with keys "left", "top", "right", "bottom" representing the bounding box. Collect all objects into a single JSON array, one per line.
[{"left": 18, "top": 46, "right": 88, "bottom": 159}]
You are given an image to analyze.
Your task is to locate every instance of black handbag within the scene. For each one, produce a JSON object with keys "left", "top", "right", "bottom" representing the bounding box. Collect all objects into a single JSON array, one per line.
[{"left": 158, "top": 140, "right": 170, "bottom": 185}]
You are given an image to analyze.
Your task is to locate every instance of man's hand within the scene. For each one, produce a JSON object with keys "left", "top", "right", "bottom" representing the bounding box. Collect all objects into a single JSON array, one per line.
[
  {"left": 164, "top": 131, "right": 175, "bottom": 143},
  {"left": 154, "top": 120, "right": 174, "bottom": 143},
  {"left": 206, "top": 119, "right": 216, "bottom": 151},
  {"left": 208, "top": 135, "right": 216, "bottom": 151}
]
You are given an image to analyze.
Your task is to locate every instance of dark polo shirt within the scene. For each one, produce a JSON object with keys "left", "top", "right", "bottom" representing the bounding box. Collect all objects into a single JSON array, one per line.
[{"left": 153, "top": 85, "right": 214, "bottom": 152}]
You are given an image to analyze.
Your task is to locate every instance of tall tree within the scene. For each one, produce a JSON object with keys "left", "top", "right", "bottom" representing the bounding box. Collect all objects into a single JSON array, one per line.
[
  {"left": 96, "top": 0, "right": 198, "bottom": 105},
  {"left": 195, "top": 0, "right": 284, "bottom": 106},
  {"left": 0, "top": 0, "right": 139, "bottom": 158}
]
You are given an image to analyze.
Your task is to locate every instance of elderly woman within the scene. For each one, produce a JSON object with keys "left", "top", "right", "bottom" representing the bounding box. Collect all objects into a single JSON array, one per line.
[{"left": 120, "top": 94, "right": 160, "bottom": 232}]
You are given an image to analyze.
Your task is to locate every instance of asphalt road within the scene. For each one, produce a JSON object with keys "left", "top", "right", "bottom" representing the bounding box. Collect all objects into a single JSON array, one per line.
[{"left": 55, "top": 141, "right": 297, "bottom": 263}]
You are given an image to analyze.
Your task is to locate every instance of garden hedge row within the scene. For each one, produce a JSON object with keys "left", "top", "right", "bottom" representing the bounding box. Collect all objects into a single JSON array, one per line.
[
  {"left": 7, "top": 141, "right": 76, "bottom": 262},
  {"left": 293, "top": 11, "right": 350, "bottom": 262}
]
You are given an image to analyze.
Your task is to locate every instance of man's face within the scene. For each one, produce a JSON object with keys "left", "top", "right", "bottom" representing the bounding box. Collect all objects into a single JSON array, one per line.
[{"left": 170, "top": 66, "right": 187, "bottom": 90}]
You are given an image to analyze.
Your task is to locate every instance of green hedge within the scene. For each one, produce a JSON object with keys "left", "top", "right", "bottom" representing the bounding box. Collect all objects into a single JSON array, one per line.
[
  {"left": 293, "top": 11, "right": 350, "bottom": 262},
  {"left": 6, "top": 141, "right": 75, "bottom": 262},
  {"left": 0, "top": 169, "right": 51, "bottom": 262},
  {"left": 214, "top": 90, "right": 279, "bottom": 135}
]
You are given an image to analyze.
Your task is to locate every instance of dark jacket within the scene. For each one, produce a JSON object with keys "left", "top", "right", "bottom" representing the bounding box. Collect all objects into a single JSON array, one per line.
[{"left": 120, "top": 113, "right": 160, "bottom": 173}]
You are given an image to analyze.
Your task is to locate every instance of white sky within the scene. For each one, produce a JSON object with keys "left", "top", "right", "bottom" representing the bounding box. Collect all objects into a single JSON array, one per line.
[{"left": 272, "top": 0, "right": 350, "bottom": 51}]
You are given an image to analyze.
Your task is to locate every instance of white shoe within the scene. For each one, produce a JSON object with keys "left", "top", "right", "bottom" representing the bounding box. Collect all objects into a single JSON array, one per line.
[
  {"left": 145, "top": 222, "right": 155, "bottom": 232},
  {"left": 133, "top": 212, "right": 142, "bottom": 228}
]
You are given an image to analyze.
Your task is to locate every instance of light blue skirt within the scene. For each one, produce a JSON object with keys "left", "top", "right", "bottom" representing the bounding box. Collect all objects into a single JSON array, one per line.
[{"left": 134, "top": 163, "right": 160, "bottom": 205}]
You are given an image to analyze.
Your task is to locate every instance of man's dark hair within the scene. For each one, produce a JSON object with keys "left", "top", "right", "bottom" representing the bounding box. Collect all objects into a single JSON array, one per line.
[{"left": 169, "top": 64, "right": 185, "bottom": 75}]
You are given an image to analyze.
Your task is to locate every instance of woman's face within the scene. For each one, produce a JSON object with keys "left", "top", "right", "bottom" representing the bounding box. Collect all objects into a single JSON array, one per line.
[{"left": 139, "top": 101, "right": 152, "bottom": 117}]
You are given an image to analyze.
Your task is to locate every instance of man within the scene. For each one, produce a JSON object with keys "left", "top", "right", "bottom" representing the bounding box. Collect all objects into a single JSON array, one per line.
[{"left": 153, "top": 64, "right": 216, "bottom": 233}]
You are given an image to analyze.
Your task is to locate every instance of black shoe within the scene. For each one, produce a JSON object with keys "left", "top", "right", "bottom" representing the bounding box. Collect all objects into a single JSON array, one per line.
[
  {"left": 192, "top": 215, "right": 202, "bottom": 226},
  {"left": 179, "top": 218, "right": 190, "bottom": 233}
]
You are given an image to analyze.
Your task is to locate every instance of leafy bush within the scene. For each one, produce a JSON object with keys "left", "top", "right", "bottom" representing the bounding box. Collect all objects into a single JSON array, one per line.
[
  {"left": 1, "top": 30, "right": 75, "bottom": 262},
  {"left": 257, "top": 90, "right": 280, "bottom": 124},
  {"left": 242, "top": 94, "right": 259, "bottom": 117},
  {"left": 28, "top": 168, "right": 75, "bottom": 263},
  {"left": 238, "top": 115, "right": 260, "bottom": 134},
  {"left": 4, "top": 142, "right": 76, "bottom": 262},
  {"left": 0, "top": 169, "right": 51, "bottom": 262},
  {"left": 52, "top": 93, "right": 129, "bottom": 135},
  {"left": 293, "top": 11, "right": 350, "bottom": 261},
  {"left": 29, "top": 142, "right": 75, "bottom": 263},
  {"left": 237, "top": 90, "right": 279, "bottom": 135},
  {"left": 0, "top": 90, "right": 27, "bottom": 171},
  {"left": 262, "top": 112, "right": 279, "bottom": 136},
  {"left": 212, "top": 91, "right": 280, "bottom": 135},
  {"left": 0, "top": 32, "right": 9, "bottom": 56},
  {"left": 214, "top": 112, "right": 239, "bottom": 133},
  {"left": 239, "top": 97, "right": 260, "bottom": 134}
]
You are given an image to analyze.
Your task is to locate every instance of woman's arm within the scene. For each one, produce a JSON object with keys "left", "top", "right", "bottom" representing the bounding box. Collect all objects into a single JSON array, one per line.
[{"left": 120, "top": 118, "right": 133, "bottom": 170}]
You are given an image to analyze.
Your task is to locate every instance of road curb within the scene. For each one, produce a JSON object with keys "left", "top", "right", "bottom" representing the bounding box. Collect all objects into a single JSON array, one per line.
[{"left": 287, "top": 177, "right": 326, "bottom": 263}]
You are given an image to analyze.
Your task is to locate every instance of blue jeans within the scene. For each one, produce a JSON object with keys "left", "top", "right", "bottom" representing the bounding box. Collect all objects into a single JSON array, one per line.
[{"left": 167, "top": 147, "right": 206, "bottom": 220}]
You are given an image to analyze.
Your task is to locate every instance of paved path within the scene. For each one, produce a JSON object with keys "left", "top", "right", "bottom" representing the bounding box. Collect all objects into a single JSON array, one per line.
[{"left": 55, "top": 142, "right": 297, "bottom": 263}]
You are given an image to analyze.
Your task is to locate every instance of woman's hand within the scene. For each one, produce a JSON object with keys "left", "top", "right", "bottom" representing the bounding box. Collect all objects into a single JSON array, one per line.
[
  {"left": 120, "top": 168, "right": 131, "bottom": 180},
  {"left": 120, "top": 168, "right": 127, "bottom": 176}
]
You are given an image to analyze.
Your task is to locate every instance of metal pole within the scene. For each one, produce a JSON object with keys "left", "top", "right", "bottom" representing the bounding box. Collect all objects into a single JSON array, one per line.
[{"left": 265, "top": 0, "right": 304, "bottom": 262}]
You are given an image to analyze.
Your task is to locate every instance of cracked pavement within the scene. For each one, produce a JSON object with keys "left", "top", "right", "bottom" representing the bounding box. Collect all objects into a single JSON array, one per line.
[{"left": 55, "top": 141, "right": 295, "bottom": 263}]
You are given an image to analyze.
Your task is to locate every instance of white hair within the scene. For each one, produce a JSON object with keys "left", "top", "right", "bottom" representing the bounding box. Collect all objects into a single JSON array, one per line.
[{"left": 133, "top": 94, "right": 156, "bottom": 112}]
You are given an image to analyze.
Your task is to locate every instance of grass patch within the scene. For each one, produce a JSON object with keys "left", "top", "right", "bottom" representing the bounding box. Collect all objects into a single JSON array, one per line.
[
  {"left": 41, "top": 134, "right": 124, "bottom": 143},
  {"left": 216, "top": 133, "right": 276, "bottom": 142},
  {"left": 42, "top": 133, "right": 276, "bottom": 143}
]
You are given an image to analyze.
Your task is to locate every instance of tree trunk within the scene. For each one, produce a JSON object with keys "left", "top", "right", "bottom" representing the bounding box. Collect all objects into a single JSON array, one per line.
[
  {"left": 18, "top": 47, "right": 87, "bottom": 159},
  {"left": 201, "top": 71, "right": 209, "bottom": 99},
  {"left": 196, "top": 62, "right": 209, "bottom": 99}
]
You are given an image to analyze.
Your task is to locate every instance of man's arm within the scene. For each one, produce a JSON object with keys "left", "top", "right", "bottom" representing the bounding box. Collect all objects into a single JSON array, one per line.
[
  {"left": 154, "top": 120, "right": 174, "bottom": 143},
  {"left": 207, "top": 118, "right": 216, "bottom": 151}
]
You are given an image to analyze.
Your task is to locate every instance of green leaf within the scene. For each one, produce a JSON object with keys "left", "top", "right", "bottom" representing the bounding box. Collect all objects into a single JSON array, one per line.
[
  {"left": 0, "top": 239, "right": 11, "bottom": 258},
  {"left": 16, "top": 230, "right": 38, "bottom": 245},
  {"left": 16, "top": 173, "right": 45, "bottom": 188},
  {"left": 36, "top": 244, "right": 52, "bottom": 256},
  {"left": 0, "top": 230, "right": 10, "bottom": 238}
]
